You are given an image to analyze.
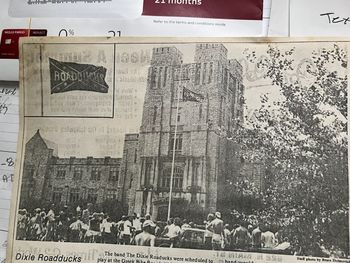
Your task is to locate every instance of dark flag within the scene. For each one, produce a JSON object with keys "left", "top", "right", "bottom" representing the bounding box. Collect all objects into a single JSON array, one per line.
[
  {"left": 182, "top": 87, "right": 204, "bottom": 102},
  {"left": 49, "top": 58, "right": 109, "bottom": 94}
]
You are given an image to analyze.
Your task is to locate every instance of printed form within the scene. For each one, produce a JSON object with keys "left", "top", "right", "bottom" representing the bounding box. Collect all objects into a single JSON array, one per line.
[{"left": 0, "top": 81, "right": 19, "bottom": 263}]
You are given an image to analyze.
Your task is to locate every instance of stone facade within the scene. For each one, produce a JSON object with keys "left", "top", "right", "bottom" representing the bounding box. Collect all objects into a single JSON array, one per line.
[
  {"left": 125, "top": 43, "right": 249, "bottom": 220},
  {"left": 21, "top": 130, "right": 121, "bottom": 207},
  {"left": 20, "top": 44, "right": 264, "bottom": 219}
]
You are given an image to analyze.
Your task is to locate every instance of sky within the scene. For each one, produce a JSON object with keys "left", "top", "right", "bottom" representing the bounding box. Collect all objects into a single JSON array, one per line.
[{"left": 24, "top": 41, "right": 339, "bottom": 158}]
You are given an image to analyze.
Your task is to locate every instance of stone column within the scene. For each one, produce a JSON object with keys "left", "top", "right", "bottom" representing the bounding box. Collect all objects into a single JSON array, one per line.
[
  {"left": 138, "top": 159, "right": 145, "bottom": 188},
  {"left": 183, "top": 158, "right": 189, "bottom": 192},
  {"left": 153, "top": 158, "right": 159, "bottom": 190}
]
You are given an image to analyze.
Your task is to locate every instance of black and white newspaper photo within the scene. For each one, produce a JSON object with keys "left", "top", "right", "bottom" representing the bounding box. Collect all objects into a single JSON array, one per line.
[{"left": 6, "top": 37, "right": 350, "bottom": 263}]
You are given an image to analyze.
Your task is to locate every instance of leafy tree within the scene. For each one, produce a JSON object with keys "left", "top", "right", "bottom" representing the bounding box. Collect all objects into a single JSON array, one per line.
[{"left": 239, "top": 44, "right": 348, "bottom": 256}]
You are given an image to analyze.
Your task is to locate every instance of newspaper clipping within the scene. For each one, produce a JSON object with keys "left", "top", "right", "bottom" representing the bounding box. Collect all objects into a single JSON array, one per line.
[{"left": 6, "top": 37, "right": 350, "bottom": 263}]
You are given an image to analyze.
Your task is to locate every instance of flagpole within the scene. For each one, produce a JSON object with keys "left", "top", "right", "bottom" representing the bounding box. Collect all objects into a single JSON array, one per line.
[{"left": 167, "top": 67, "right": 182, "bottom": 221}]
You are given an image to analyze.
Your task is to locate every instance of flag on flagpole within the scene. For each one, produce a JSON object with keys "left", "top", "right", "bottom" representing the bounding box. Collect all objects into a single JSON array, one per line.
[{"left": 183, "top": 87, "right": 204, "bottom": 102}]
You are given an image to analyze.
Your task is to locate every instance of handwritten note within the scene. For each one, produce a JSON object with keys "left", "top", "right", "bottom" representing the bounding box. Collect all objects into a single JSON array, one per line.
[
  {"left": 0, "top": 81, "right": 18, "bottom": 263},
  {"left": 290, "top": 0, "right": 350, "bottom": 36}
]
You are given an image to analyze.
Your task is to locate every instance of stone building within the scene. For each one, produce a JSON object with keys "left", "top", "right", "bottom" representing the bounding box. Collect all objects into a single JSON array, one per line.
[
  {"left": 20, "top": 44, "right": 264, "bottom": 219},
  {"left": 20, "top": 130, "right": 121, "bottom": 208},
  {"left": 124, "top": 43, "right": 248, "bottom": 220}
]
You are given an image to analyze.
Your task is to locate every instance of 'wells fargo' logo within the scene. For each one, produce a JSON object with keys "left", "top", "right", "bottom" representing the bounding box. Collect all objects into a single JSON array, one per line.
[{"left": 49, "top": 58, "right": 109, "bottom": 94}]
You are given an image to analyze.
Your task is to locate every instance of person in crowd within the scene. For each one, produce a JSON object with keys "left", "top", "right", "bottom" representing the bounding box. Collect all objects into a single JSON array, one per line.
[
  {"left": 223, "top": 224, "right": 231, "bottom": 250},
  {"left": 69, "top": 216, "right": 82, "bottom": 242},
  {"left": 251, "top": 224, "right": 262, "bottom": 250},
  {"left": 76, "top": 205, "right": 81, "bottom": 216},
  {"left": 29, "top": 208, "right": 44, "bottom": 241},
  {"left": 247, "top": 224, "right": 253, "bottom": 242},
  {"left": 231, "top": 221, "right": 250, "bottom": 250},
  {"left": 135, "top": 220, "right": 156, "bottom": 247},
  {"left": 88, "top": 213, "right": 102, "bottom": 243},
  {"left": 82, "top": 203, "right": 93, "bottom": 225},
  {"left": 166, "top": 217, "right": 182, "bottom": 247},
  {"left": 133, "top": 213, "right": 142, "bottom": 236},
  {"left": 207, "top": 212, "right": 224, "bottom": 250},
  {"left": 161, "top": 219, "right": 173, "bottom": 237},
  {"left": 261, "top": 227, "right": 276, "bottom": 248},
  {"left": 204, "top": 213, "right": 214, "bottom": 250},
  {"left": 116, "top": 215, "right": 126, "bottom": 244},
  {"left": 121, "top": 215, "right": 133, "bottom": 245},
  {"left": 40, "top": 211, "right": 48, "bottom": 241},
  {"left": 101, "top": 217, "right": 114, "bottom": 244},
  {"left": 154, "top": 222, "right": 162, "bottom": 237},
  {"left": 44, "top": 204, "right": 56, "bottom": 241},
  {"left": 55, "top": 214, "right": 63, "bottom": 241},
  {"left": 17, "top": 209, "right": 28, "bottom": 240},
  {"left": 181, "top": 219, "right": 191, "bottom": 230}
]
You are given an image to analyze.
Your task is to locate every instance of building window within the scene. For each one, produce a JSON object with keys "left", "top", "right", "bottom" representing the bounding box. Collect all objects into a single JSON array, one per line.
[
  {"left": 69, "top": 188, "right": 80, "bottom": 203},
  {"left": 56, "top": 167, "right": 66, "bottom": 179},
  {"left": 161, "top": 167, "right": 183, "bottom": 190},
  {"left": 177, "top": 112, "right": 181, "bottom": 122},
  {"left": 144, "top": 163, "right": 152, "bottom": 186},
  {"left": 163, "top": 66, "right": 168, "bottom": 87},
  {"left": 73, "top": 167, "right": 82, "bottom": 180},
  {"left": 157, "top": 67, "right": 163, "bottom": 89},
  {"left": 223, "top": 69, "right": 228, "bottom": 90},
  {"left": 134, "top": 149, "right": 137, "bottom": 163},
  {"left": 195, "top": 63, "right": 201, "bottom": 85},
  {"left": 169, "top": 133, "right": 183, "bottom": 154},
  {"left": 219, "top": 96, "right": 225, "bottom": 127},
  {"left": 182, "top": 67, "right": 189, "bottom": 80},
  {"left": 208, "top": 62, "right": 213, "bottom": 83},
  {"left": 87, "top": 189, "right": 98, "bottom": 203},
  {"left": 52, "top": 187, "right": 63, "bottom": 203},
  {"left": 91, "top": 167, "right": 101, "bottom": 181},
  {"left": 152, "top": 106, "right": 157, "bottom": 125},
  {"left": 109, "top": 166, "right": 119, "bottom": 182},
  {"left": 106, "top": 189, "right": 117, "bottom": 200},
  {"left": 150, "top": 67, "right": 157, "bottom": 89},
  {"left": 129, "top": 176, "right": 133, "bottom": 189},
  {"left": 202, "top": 62, "right": 207, "bottom": 83},
  {"left": 230, "top": 76, "right": 237, "bottom": 91},
  {"left": 26, "top": 166, "right": 35, "bottom": 178}
]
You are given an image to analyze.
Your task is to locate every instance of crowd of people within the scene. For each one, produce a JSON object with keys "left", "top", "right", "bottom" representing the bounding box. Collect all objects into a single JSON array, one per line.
[{"left": 16, "top": 203, "right": 332, "bottom": 256}]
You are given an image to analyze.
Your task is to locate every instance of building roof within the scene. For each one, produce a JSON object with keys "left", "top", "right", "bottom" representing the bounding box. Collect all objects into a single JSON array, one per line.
[{"left": 34, "top": 130, "right": 58, "bottom": 156}]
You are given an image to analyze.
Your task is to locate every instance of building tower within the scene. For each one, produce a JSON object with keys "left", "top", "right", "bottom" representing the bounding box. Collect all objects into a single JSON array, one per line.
[{"left": 127, "top": 44, "right": 244, "bottom": 220}]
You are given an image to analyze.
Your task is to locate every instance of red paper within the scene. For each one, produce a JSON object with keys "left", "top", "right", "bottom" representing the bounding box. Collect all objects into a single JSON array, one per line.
[
  {"left": 0, "top": 29, "right": 47, "bottom": 59},
  {"left": 142, "top": 0, "right": 263, "bottom": 20}
]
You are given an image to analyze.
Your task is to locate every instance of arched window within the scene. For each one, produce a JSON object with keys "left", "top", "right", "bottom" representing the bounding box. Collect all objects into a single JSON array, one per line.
[{"left": 161, "top": 167, "right": 183, "bottom": 190}]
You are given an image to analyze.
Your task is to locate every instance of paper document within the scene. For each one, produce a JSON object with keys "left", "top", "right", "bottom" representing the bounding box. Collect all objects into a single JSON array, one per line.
[
  {"left": 0, "top": 0, "right": 29, "bottom": 81},
  {"left": 142, "top": 0, "right": 262, "bottom": 20},
  {"left": 29, "top": 16, "right": 263, "bottom": 38},
  {"left": 1, "top": 0, "right": 267, "bottom": 81},
  {"left": 262, "top": 0, "right": 271, "bottom": 36},
  {"left": 267, "top": 0, "right": 289, "bottom": 36},
  {"left": 9, "top": 0, "right": 143, "bottom": 18},
  {"left": 0, "top": 81, "right": 18, "bottom": 263},
  {"left": 5, "top": 36, "right": 350, "bottom": 263},
  {"left": 290, "top": 0, "right": 350, "bottom": 36}
]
